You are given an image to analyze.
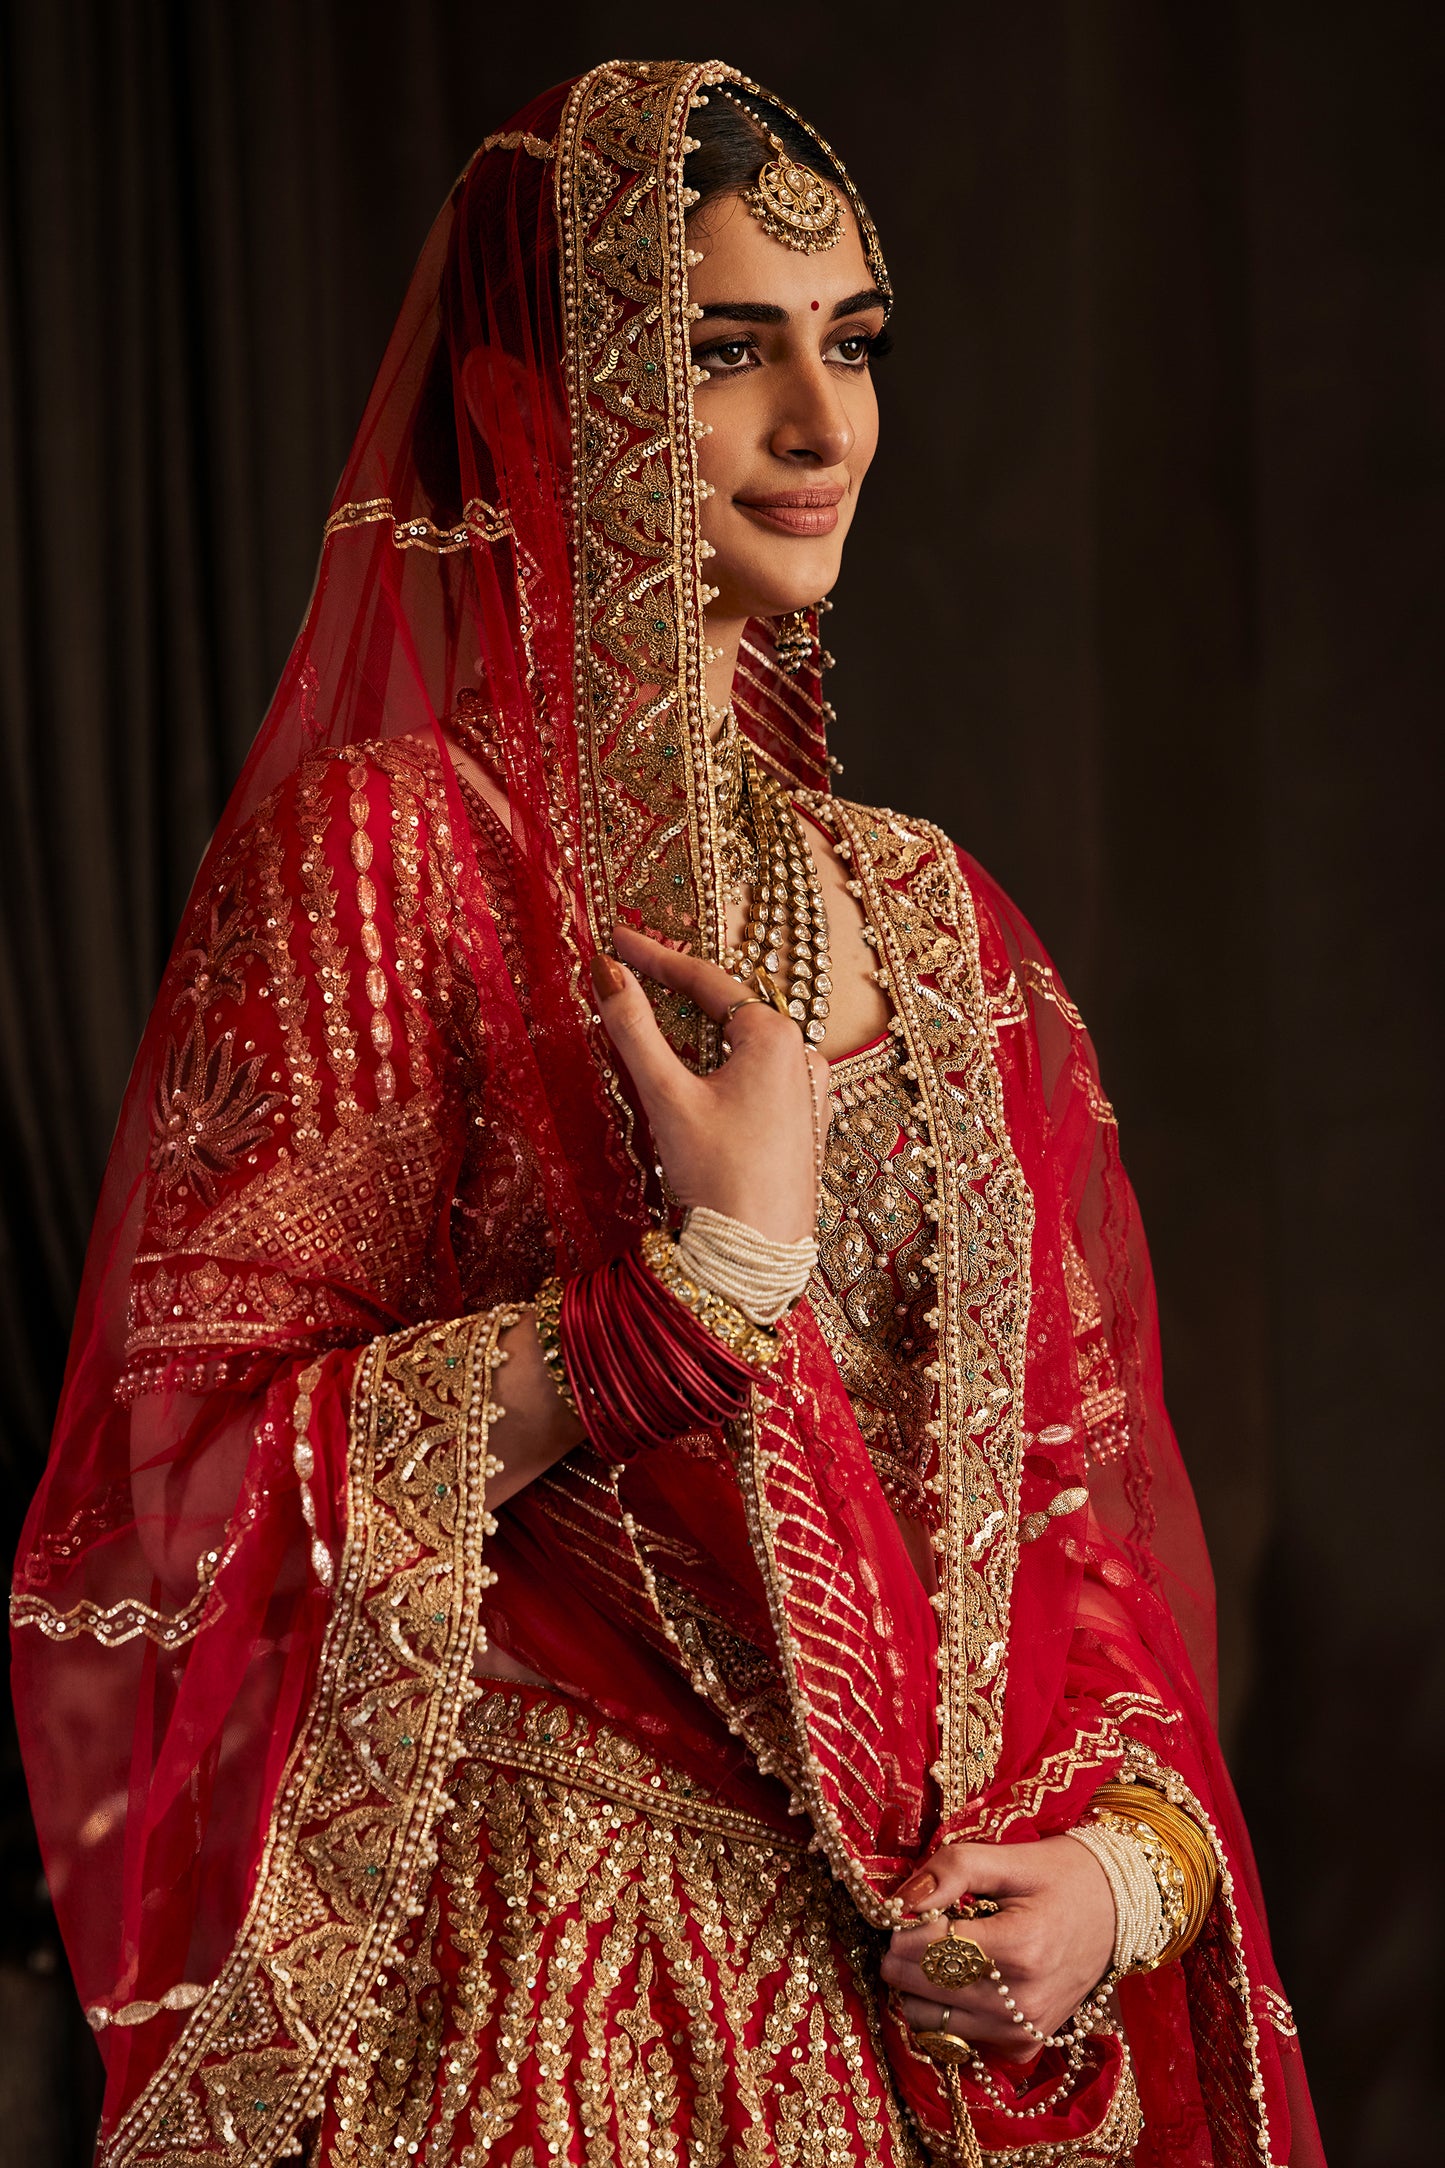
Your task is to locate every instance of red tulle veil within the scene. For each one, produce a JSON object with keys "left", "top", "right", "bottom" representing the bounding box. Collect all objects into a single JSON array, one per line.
[{"left": 11, "top": 58, "right": 1320, "bottom": 2168}]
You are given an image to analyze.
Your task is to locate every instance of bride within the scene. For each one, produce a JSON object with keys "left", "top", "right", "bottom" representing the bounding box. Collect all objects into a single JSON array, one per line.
[{"left": 12, "top": 57, "right": 1323, "bottom": 2168}]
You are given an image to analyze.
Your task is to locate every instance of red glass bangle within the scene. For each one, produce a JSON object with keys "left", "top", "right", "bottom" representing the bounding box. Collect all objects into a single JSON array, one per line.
[{"left": 556, "top": 1242, "right": 761, "bottom": 1464}]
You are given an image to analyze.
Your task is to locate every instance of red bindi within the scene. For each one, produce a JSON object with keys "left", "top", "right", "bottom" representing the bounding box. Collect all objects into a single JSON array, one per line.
[{"left": 810, "top": 300, "right": 820, "bottom": 310}]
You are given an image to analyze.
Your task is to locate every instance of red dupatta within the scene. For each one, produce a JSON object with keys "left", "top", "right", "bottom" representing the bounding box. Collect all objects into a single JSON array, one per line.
[{"left": 11, "top": 58, "right": 1320, "bottom": 2167}]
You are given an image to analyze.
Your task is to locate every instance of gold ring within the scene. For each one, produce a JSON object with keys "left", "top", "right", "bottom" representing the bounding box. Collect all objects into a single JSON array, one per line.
[
  {"left": 918, "top": 1928, "right": 991, "bottom": 1993},
  {"left": 722, "top": 995, "right": 770, "bottom": 1027}
]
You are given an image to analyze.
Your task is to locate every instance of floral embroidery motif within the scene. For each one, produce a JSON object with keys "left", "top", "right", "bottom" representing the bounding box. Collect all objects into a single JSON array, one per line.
[
  {"left": 145, "top": 879, "right": 284, "bottom": 1235},
  {"left": 148, "top": 1019, "right": 285, "bottom": 1221}
]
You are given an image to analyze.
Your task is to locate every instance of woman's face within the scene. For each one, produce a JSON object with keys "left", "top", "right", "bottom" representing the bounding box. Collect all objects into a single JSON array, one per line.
[{"left": 686, "top": 193, "right": 887, "bottom": 624}]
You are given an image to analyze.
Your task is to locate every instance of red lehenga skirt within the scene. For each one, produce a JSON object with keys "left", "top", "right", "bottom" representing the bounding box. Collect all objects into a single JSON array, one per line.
[{"left": 308, "top": 1684, "right": 922, "bottom": 2168}]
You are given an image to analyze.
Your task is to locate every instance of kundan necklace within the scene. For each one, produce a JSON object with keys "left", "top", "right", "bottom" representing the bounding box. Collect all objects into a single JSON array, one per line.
[{"left": 711, "top": 708, "right": 833, "bottom": 1046}]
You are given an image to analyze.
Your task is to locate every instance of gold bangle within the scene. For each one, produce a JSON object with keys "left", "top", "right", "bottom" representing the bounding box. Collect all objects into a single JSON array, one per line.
[
  {"left": 640, "top": 1228, "right": 782, "bottom": 1371},
  {"left": 1090, "top": 1781, "right": 1219, "bottom": 1966},
  {"left": 532, "top": 1276, "right": 580, "bottom": 1422}
]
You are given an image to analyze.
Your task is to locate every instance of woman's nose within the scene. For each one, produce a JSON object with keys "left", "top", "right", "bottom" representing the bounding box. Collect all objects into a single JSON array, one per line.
[{"left": 768, "top": 364, "right": 854, "bottom": 467}]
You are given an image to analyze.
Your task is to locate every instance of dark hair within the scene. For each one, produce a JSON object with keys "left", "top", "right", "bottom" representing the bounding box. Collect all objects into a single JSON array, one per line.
[{"left": 681, "top": 89, "right": 849, "bottom": 222}]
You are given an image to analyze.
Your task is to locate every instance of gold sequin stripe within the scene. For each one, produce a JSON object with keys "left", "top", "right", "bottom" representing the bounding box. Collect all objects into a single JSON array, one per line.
[
  {"left": 254, "top": 806, "right": 323, "bottom": 1159},
  {"left": 726, "top": 1343, "right": 912, "bottom": 1930},
  {"left": 11, "top": 1544, "right": 224, "bottom": 1651},
  {"left": 296, "top": 765, "right": 362, "bottom": 1126},
  {"left": 346, "top": 758, "right": 396, "bottom": 1105},
  {"left": 289, "top": 1358, "right": 333, "bottom": 1587},
  {"left": 370, "top": 741, "right": 435, "bottom": 1096}
]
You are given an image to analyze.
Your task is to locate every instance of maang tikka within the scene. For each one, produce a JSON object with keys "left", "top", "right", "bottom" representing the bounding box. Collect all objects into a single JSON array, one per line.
[{"left": 715, "top": 88, "right": 844, "bottom": 255}]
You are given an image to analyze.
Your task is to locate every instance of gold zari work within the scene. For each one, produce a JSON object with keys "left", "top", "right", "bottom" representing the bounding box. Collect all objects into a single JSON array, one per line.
[
  {"left": 101, "top": 1307, "right": 516, "bottom": 2168},
  {"left": 312, "top": 1690, "right": 922, "bottom": 2168},
  {"left": 815, "top": 798, "right": 1035, "bottom": 1811}
]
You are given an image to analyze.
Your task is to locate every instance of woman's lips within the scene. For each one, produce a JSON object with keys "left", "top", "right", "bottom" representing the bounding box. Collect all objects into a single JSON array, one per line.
[{"left": 734, "top": 488, "right": 844, "bottom": 537}]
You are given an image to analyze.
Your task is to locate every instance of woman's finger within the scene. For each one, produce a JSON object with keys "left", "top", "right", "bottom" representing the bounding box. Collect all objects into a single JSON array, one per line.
[
  {"left": 895, "top": 1838, "right": 1044, "bottom": 1916},
  {"left": 896, "top": 1993, "right": 1012, "bottom": 2043},
  {"left": 612, "top": 923, "right": 765, "bottom": 1026},
  {"left": 589, "top": 952, "right": 695, "bottom": 1109}
]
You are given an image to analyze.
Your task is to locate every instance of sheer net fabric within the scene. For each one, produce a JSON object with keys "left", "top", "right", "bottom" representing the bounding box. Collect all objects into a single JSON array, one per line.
[{"left": 11, "top": 58, "right": 1319, "bottom": 2168}]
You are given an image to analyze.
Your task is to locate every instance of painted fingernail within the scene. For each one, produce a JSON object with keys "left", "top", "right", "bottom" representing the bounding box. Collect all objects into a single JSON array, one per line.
[
  {"left": 590, "top": 954, "right": 626, "bottom": 998},
  {"left": 896, "top": 1870, "right": 937, "bottom": 1905}
]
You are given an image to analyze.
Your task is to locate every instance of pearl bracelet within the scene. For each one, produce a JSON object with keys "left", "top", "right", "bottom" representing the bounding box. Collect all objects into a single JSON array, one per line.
[
  {"left": 676, "top": 1205, "right": 816, "bottom": 1326},
  {"left": 1068, "top": 1816, "right": 1167, "bottom": 1973}
]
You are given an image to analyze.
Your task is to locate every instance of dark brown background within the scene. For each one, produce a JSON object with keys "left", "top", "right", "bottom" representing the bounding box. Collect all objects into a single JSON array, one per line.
[{"left": 1, "top": 4, "right": 1440, "bottom": 2163}]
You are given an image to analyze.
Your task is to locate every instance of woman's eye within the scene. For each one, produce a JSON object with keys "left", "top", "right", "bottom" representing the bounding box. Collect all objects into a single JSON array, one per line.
[
  {"left": 696, "top": 339, "right": 756, "bottom": 371},
  {"left": 829, "top": 333, "right": 873, "bottom": 366}
]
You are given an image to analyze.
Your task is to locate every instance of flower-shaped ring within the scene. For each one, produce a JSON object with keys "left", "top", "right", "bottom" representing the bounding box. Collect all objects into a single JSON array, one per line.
[{"left": 918, "top": 1926, "right": 992, "bottom": 1993}]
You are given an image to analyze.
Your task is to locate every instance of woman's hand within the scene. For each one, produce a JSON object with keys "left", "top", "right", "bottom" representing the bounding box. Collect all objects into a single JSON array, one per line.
[
  {"left": 882, "top": 1836, "right": 1117, "bottom": 2060},
  {"left": 591, "top": 925, "right": 829, "bottom": 1245}
]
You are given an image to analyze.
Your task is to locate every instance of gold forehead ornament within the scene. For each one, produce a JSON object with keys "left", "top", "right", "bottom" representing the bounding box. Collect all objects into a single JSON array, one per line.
[{"left": 714, "top": 88, "right": 844, "bottom": 255}]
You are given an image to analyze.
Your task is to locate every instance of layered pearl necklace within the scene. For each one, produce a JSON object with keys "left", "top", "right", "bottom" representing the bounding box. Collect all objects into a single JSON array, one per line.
[{"left": 710, "top": 707, "right": 832, "bottom": 1046}]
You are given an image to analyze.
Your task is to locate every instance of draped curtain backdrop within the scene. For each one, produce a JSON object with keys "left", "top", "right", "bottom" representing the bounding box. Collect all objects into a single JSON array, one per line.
[{"left": 1, "top": 4, "right": 1439, "bottom": 2162}]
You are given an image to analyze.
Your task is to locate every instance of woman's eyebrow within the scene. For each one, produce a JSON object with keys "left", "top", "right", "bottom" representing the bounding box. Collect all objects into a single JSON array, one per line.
[
  {"left": 830, "top": 288, "right": 888, "bottom": 319},
  {"left": 695, "top": 290, "right": 888, "bottom": 329},
  {"left": 696, "top": 302, "right": 788, "bottom": 324}
]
